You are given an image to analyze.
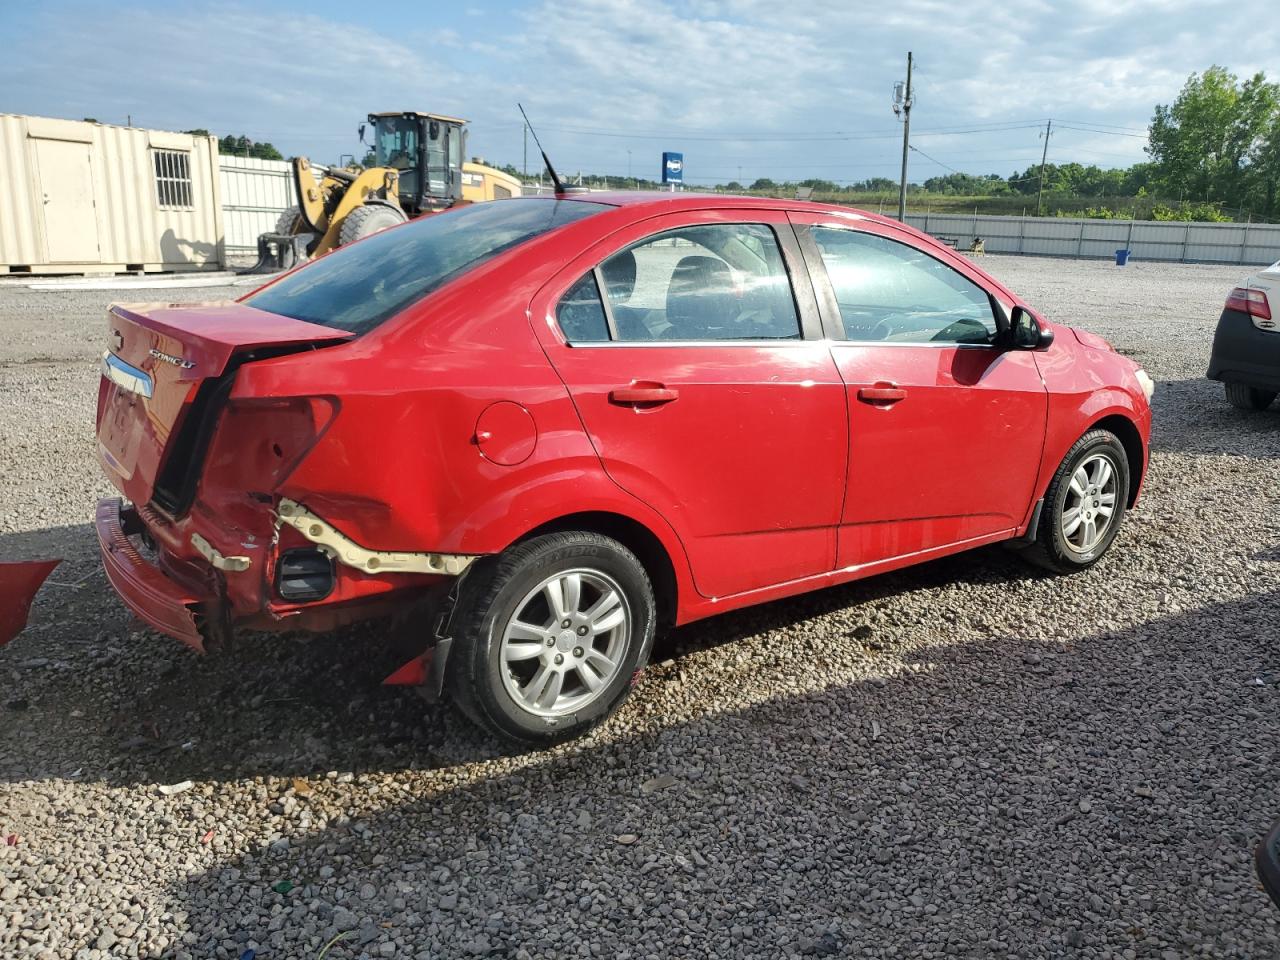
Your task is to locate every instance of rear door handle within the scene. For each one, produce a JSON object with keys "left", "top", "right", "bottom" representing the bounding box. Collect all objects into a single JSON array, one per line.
[
  {"left": 609, "top": 382, "right": 679, "bottom": 406},
  {"left": 857, "top": 382, "right": 907, "bottom": 404}
]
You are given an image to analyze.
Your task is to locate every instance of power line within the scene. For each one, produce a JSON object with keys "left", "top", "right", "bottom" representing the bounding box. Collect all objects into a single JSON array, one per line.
[
  {"left": 1054, "top": 122, "right": 1149, "bottom": 140},
  {"left": 1054, "top": 119, "right": 1149, "bottom": 133},
  {"left": 494, "top": 119, "right": 1054, "bottom": 144},
  {"left": 908, "top": 144, "right": 963, "bottom": 175}
]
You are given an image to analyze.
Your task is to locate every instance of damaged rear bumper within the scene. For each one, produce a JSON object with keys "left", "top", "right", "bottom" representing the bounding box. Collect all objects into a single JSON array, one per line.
[
  {"left": 95, "top": 495, "right": 481, "bottom": 671},
  {"left": 95, "top": 497, "right": 219, "bottom": 651}
]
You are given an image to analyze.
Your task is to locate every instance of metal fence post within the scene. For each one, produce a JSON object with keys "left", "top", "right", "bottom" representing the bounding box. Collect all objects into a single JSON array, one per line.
[
  {"left": 1017, "top": 216, "right": 1025, "bottom": 254},
  {"left": 1241, "top": 220, "right": 1250, "bottom": 265},
  {"left": 1181, "top": 222, "right": 1190, "bottom": 263}
]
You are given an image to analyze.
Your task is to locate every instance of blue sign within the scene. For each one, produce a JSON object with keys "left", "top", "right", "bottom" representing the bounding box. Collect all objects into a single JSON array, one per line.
[{"left": 662, "top": 152, "right": 684, "bottom": 185}]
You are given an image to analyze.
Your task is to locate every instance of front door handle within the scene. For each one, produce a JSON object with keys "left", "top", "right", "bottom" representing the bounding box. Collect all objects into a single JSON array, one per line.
[
  {"left": 857, "top": 382, "right": 907, "bottom": 404},
  {"left": 609, "top": 382, "right": 679, "bottom": 406}
]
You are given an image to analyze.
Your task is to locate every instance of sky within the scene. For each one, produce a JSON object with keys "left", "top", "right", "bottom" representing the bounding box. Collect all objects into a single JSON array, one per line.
[{"left": 2, "top": 0, "right": 1276, "bottom": 186}]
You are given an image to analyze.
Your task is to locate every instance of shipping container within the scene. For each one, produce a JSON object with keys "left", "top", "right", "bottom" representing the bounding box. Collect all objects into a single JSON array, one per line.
[{"left": 0, "top": 114, "right": 224, "bottom": 274}]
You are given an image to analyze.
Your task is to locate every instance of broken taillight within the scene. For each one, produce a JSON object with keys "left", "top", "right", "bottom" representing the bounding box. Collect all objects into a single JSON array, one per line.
[
  {"left": 1226, "top": 286, "right": 1273, "bottom": 326},
  {"left": 201, "top": 396, "right": 338, "bottom": 497}
]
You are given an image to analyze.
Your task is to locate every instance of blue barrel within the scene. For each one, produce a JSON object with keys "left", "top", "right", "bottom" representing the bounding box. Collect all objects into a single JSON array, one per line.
[{"left": 1115, "top": 249, "right": 1131, "bottom": 266}]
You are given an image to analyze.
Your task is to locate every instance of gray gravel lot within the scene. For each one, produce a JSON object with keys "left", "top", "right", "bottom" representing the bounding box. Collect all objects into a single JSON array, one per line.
[{"left": 2, "top": 255, "right": 1279, "bottom": 959}]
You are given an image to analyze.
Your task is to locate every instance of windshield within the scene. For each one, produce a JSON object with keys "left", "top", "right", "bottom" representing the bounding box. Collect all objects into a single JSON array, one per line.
[
  {"left": 246, "top": 199, "right": 611, "bottom": 335},
  {"left": 374, "top": 117, "right": 418, "bottom": 170}
]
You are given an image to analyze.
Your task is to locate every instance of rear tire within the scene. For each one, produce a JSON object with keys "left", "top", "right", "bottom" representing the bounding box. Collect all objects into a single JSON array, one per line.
[
  {"left": 1022, "top": 429, "right": 1129, "bottom": 574},
  {"left": 1225, "top": 382, "right": 1276, "bottom": 411},
  {"left": 445, "top": 532, "right": 655, "bottom": 747},
  {"left": 338, "top": 203, "right": 409, "bottom": 246}
]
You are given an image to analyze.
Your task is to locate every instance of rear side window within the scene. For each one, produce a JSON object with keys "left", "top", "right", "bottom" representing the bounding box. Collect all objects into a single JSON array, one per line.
[
  {"left": 247, "top": 199, "right": 610, "bottom": 335},
  {"left": 556, "top": 273, "right": 610, "bottom": 342},
  {"left": 811, "top": 227, "right": 997, "bottom": 344},
  {"left": 606, "top": 224, "right": 800, "bottom": 341}
]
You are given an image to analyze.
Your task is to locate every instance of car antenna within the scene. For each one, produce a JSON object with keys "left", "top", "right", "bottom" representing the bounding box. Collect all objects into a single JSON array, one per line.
[{"left": 518, "top": 103, "right": 571, "bottom": 195}]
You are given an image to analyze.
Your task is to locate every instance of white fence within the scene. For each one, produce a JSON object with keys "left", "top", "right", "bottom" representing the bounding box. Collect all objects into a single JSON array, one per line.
[
  {"left": 904, "top": 212, "right": 1280, "bottom": 266},
  {"left": 218, "top": 156, "right": 298, "bottom": 254}
]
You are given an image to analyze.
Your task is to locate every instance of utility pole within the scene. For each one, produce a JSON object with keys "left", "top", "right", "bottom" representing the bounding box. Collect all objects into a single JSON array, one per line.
[
  {"left": 894, "top": 52, "right": 913, "bottom": 222},
  {"left": 1036, "top": 119, "right": 1052, "bottom": 216}
]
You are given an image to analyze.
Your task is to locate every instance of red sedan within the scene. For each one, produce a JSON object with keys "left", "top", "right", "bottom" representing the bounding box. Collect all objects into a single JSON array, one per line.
[{"left": 94, "top": 193, "right": 1153, "bottom": 744}]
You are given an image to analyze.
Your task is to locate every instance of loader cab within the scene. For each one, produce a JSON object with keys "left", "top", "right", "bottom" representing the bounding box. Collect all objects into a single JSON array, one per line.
[{"left": 369, "top": 111, "right": 466, "bottom": 213}]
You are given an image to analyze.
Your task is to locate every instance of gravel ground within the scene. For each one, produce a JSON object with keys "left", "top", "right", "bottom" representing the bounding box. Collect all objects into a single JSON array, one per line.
[{"left": 2, "top": 256, "right": 1279, "bottom": 959}]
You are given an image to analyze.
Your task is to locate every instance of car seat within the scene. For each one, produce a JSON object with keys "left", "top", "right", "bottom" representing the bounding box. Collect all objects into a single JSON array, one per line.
[{"left": 664, "top": 255, "right": 737, "bottom": 339}]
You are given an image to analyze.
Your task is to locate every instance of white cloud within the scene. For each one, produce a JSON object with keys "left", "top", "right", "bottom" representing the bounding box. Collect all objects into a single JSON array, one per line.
[{"left": 2, "top": 0, "right": 1275, "bottom": 182}]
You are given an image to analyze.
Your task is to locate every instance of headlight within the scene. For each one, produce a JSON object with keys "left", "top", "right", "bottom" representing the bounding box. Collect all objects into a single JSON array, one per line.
[{"left": 1135, "top": 369, "right": 1155, "bottom": 401}]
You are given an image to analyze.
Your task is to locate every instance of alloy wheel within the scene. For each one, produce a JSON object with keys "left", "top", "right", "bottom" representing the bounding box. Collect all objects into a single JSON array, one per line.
[
  {"left": 499, "top": 569, "right": 631, "bottom": 718},
  {"left": 1060, "top": 453, "right": 1119, "bottom": 553}
]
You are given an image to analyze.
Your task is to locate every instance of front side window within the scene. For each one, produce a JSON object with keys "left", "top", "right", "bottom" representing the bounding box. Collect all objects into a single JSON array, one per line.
[
  {"left": 248, "top": 199, "right": 610, "bottom": 335},
  {"left": 811, "top": 227, "right": 998, "bottom": 344},
  {"left": 591, "top": 223, "right": 800, "bottom": 342}
]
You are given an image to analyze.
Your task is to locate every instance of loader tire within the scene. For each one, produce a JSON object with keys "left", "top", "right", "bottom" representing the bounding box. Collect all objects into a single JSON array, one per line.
[
  {"left": 274, "top": 206, "right": 303, "bottom": 235},
  {"left": 338, "top": 203, "right": 409, "bottom": 247}
]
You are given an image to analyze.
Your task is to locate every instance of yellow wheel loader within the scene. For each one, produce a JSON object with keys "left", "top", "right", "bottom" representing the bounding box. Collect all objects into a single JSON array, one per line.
[{"left": 250, "top": 112, "right": 522, "bottom": 273}]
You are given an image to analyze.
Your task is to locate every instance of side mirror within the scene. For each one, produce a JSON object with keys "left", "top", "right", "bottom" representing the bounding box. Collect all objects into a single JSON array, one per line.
[
  {"left": 1258, "top": 818, "right": 1280, "bottom": 909},
  {"left": 1010, "top": 305, "right": 1054, "bottom": 351}
]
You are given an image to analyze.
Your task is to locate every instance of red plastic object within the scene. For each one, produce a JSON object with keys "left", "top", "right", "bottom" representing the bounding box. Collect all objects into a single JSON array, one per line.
[
  {"left": 382, "top": 652, "right": 429, "bottom": 686},
  {"left": 0, "top": 559, "right": 61, "bottom": 647}
]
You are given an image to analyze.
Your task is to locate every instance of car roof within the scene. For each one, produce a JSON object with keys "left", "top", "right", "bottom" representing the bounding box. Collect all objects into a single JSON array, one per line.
[
  {"left": 557, "top": 190, "right": 897, "bottom": 225},
  {"left": 516, "top": 191, "right": 1022, "bottom": 306}
]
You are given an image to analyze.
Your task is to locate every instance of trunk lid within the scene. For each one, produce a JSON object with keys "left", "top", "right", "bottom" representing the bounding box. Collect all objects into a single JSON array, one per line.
[{"left": 97, "top": 301, "right": 350, "bottom": 513}]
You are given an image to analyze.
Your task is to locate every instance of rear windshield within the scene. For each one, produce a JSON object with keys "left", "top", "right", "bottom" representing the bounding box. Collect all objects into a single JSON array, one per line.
[{"left": 246, "top": 198, "right": 610, "bottom": 334}]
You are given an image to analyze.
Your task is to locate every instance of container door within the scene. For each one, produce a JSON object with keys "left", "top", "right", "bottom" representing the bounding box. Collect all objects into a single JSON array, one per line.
[{"left": 34, "top": 138, "right": 101, "bottom": 263}]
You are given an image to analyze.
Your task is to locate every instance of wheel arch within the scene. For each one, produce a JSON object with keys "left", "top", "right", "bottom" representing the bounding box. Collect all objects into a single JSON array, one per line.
[
  {"left": 1088, "top": 413, "right": 1145, "bottom": 507},
  {"left": 516, "top": 511, "right": 679, "bottom": 633}
]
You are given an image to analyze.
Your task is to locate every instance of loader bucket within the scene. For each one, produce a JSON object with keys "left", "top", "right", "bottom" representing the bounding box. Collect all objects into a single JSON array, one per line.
[
  {"left": 0, "top": 559, "right": 61, "bottom": 647},
  {"left": 243, "top": 232, "right": 315, "bottom": 275}
]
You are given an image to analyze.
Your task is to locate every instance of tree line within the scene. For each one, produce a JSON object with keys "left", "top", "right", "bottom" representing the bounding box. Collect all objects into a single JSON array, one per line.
[{"left": 715, "top": 67, "right": 1280, "bottom": 222}]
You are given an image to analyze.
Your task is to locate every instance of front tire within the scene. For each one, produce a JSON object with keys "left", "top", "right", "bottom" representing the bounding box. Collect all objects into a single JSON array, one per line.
[
  {"left": 1023, "top": 429, "right": 1130, "bottom": 574},
  {"left": 1225, "top": 382, "right": 1277, "bottom": 411},
  {"left": 445, "top": 532, "right": 656, "bottom": 747},
  {"left": 337, "top": 202, "right": 409, "bottom": 246},
  {"left": 274, "top": 205, "right": 303, "bottom": 235}
]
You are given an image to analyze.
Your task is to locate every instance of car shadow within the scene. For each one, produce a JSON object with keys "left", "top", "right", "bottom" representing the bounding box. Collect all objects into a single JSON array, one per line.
[
  {"left": 1152, "top": 376, "right": 1280, "bottom": 459},
  {"left": 154, "top": 589, "right": 1280, "bottom": 959},
  {"left": 1, "top": 521, "right": 1048, "bottom": 789}
]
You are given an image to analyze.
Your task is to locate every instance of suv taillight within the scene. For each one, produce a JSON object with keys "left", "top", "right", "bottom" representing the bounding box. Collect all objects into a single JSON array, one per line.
[{"left": 1226, "top": 286, "right": 1273, "bottom": 326}]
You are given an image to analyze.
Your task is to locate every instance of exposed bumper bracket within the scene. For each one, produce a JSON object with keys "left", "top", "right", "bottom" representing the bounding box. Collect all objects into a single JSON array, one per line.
[
  {"left": 276, "top": 498, "right": 479, "bottom": 576},
  {"left": 190, "top": 533, "right": 251, "bottom": 572}
]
